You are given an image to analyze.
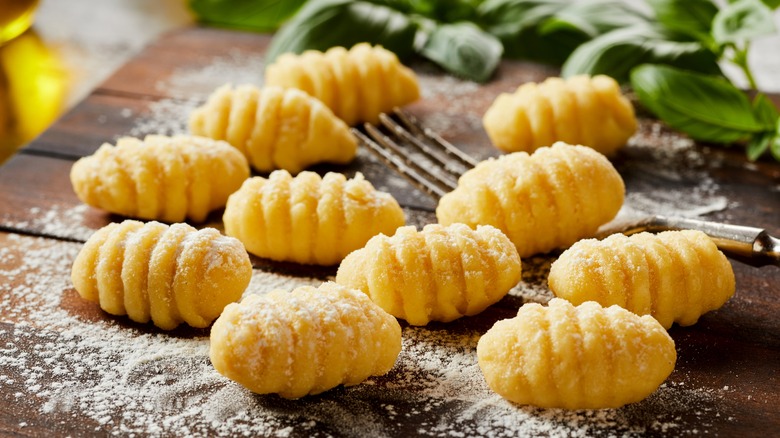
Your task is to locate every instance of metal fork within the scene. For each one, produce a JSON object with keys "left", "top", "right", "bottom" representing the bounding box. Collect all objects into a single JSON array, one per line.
[{"left": 353, "top": 108, "right": 780, "bottom": 268}]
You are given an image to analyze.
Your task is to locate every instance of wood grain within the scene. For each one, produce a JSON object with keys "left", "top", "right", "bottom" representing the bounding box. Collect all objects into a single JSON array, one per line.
[{"left": 0, "top": 26, "right": 778, "bottom": 437}]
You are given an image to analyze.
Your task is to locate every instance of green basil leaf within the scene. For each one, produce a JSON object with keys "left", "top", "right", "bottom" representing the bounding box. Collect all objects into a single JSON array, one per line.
[
  {"left": 476, "top": 0, "right": 577, "bottom": 65},
  {"left": 747, "top": 131, "right": 773, "bottom": 160},
  {"left": 420, "top": 22, "right": 504, "bottom": 82},
  {"left": 753, "top": 93, "right": 780, "bottom": 127},
  {"left": 562, "top": 25, "right": 722, "bottom": 83},
  {"left": 712, "top": 0, "right": 776, "bottom": 45},
  {"left": 540, "top": 0, "right": 650, "bottom": 39},
  {"left": 761, "top": 0, "right": 780, "bottom": 9},
  {"left": 365, "top": 0, "right": 481, "bottom": 22},
  {"left": 266, "top": 0, "right": 418, "bottom": 63},
  {"left": 188, "top": 0, "right": 307, "bottom": 31},
  {"left": 646, "top": 0, "right": 719, "bottom": 43},
  {"left": 771, "top": 127, "right": 780, "bottom": 161},
  {"left": 630, "top": 64, "right": 767, "bottom": 143}
]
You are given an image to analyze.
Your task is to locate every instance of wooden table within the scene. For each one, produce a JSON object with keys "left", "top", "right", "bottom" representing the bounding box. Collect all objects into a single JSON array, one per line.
[{"left": 1, "top": 27, "right": 778, "bottom": 437}]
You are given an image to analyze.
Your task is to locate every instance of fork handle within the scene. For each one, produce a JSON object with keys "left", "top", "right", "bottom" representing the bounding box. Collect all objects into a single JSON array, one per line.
[{"left": 641, "top": 216, "right": 780, "bottom": 268}]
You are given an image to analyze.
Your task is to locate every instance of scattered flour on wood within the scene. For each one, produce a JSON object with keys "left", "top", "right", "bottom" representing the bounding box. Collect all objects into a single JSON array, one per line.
[
  {"left": 156, "top": 49, "right": 265, "bottom": 99},
  {"left": 2, "top": 204, "right": 94, "bottom": 242},
  {"left": 0, "top": 233, "right": 733, "bottom": 436}
]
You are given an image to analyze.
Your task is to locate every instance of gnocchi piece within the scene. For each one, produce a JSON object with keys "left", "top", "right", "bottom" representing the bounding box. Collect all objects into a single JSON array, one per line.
[
  {"left": 483, "top": 75, "right": 637, "bottom": 155},
  {"left": 549, "top": 230, "right": 736, "bottom": 329},
  {"left": 71, "top": 220, "right": 252, "bottom": 330},
  {"left": 210, "top": 281, "right": 402, "bottom": 399},
  {"left": 265, "top": 43, "right": 420, "bottom": 125},
  {"left": 189, "top": 85, "right": 357, "bottom": 174},
  {"left": 223, "top": 170, "right": 405, "bottom": 266},
  {"left": 477, "top": 298, "right": 676, "bottom": 409},
  {"left": 70, "top": 135, "right": 249, "bottom": 223},
  {"left": 436, "top": 142, "right": 624, "bottom": 258},
  {"left": 336, "top": 223, "right": 522, "bottom": 325}
]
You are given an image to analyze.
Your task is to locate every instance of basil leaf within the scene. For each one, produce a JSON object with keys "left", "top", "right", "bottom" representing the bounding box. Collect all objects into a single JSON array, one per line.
[
  {"left": 753, "top": 93, "right": 780, "bottom": 127},
  {"left": 771, "top": 122, "right": 780, "bottom": 161},
  {"left": 420, "top": 22, "right": 504, "bottom": 82},
  {"left": 712, "top": 0, "right": 776, "bottom": 45},
  {"left": 476, "top": 0, "right": 577, "bottom": 65},
  {"left": 365, "top": 0, "right": 481, "bottom": 22},
  {"left": 266, "top": 0, "right": 418, "bottom": 63},
  {"left": 761, "top": 0, "right": 780, "bottom": 9},
  {"left": 747, "top": 131, "right": 773, "bottom": 160},
  {"left": 188, "top": 0, "right": 307, "bottom": 31},
  {"left": 645, "top": 0, "right": 719, "bottom": 43},
  {"left": 540, "top": 0, "right": 650, "bottom": 39},
  {"left": 562, "top": 25, "right": 722, "bottom": 83},
  {"left": 630, "top": 64, "right": 767, "bottom": 143}
]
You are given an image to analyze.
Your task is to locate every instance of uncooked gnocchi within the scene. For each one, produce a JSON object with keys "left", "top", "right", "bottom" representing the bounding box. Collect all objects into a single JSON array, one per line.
[
  {"left": 477, "top": 298, "right": 676, "bottom": 409},
  {"left": 436, "top": 142, "right": 624, "bottom": 258},
  {"left": 223, "top": 170, "right": 405, "bottom": 265},
  {"left": 189, "top": 84, "right": 357, "bottom": 174},
  {"left": 549, "top": 230, "right": 736, "bottom": 329},
  {"left": 71, "top": 220, "right": 252, "bottom": 330},
  {"left": 483, "top": 75, "right": 637, "bottom": 155},
  {"left": 209, "top": 281, "right": 402, "bottom": 399},
  {"left": 70, "top": 135, "right": 249, "bottom": 223},
  {"left": 336, "top": 223, "right": 521, "bottom": 325},
  {"left": 265, "top": 43, "right": 420, "bottom": 125}
]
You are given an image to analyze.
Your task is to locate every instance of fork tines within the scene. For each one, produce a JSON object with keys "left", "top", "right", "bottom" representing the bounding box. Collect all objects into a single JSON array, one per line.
[{"left": 353, "top": 108, "right": 478, "bottom": 201}]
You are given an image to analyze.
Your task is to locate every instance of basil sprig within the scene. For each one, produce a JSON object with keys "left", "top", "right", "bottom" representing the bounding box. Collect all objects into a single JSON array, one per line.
[
  {"left": 189, "top": 0, "right": 308, "bottom": 32},
  {"left": 631, "top": 64, "right": 780, "bottom": 160}
]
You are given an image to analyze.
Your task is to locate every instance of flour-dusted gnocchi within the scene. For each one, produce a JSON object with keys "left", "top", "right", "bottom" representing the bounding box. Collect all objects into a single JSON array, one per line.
[
  {"left": 549, "top": 230, "right": 736, "bottom": 329},
  {"left": 483, "top": 75, "right": 637, "bottom": 155},
  {"left": 477, "top": 298, "right": 676, "bottom": 409},
  {"left": 71, "top": 220, "right": 252, "bottom": 330},
  {"left": 265, "top": 43, "right": 420, "bottom": 125},
  {"left": 189, "top": 85, "right": 357, "bottom": 174},
  {"left": 436, "top": 142, "right": 624, "bottom": 258},
  {"left": 336, "top": 223, "right": 521, "bottom": 325},
  {"left": 223, "top": 170, "right": 405, "bottom": 266},
  {"left": 70, "top": 135, "right": 249, "bottom": 223},
  {"left": 210, "top": 281, "right": 402, "bottom": 399}
]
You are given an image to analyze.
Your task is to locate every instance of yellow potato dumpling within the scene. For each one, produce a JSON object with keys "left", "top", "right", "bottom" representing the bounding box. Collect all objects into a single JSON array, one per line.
[
  {"left": 265, "top": 43, "right": 420, "bottom": 125},
  {"left": 70, "top": 135, "right": 249, "bottom": 223},
  {"left": 549, "top": 230, "right": 736, "bottom": 329},
  {"left": 210, "top": 281, "right": 402, "bottom": 399},
  {"left": 336, "top": 223, "right": 522, "bottom": 326},
  {"left": 436, "top": 142, "right": 624, "bottom": 258},
  {"left": 477, "top": 298, "right": 676, "bottom": 409},
  {"left": 483, "top": 75, "right": 637, "bottom": 155},
  {"left": 71, "top": 220, "right": 252, "bottom": 330},
  {"left": 189, "top": 84, "right": 357, "bottom": 174},
  {"left": 223, "top": 170, "right": 405, "bottom": 266}
]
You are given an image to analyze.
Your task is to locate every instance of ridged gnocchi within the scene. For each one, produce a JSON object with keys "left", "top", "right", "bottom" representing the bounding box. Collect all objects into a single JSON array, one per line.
[
  {"left": 477, "top": 298, "right": 676, "bottom": 409},
  {"left": 265, "top": 43, "right": 420, "bottom": 125},
  {"left": 223, "top": 170, "right": 405, "bottom": 266},
  {"left": 483, "top": 75, "right": 637, "bottom": 155},
  {"left": 336, "top": 223, "right": 522, "bottom": 325},
  {"left": 549, "top": 230, "right": 736, "bottom": 329},
  {"left": 70, "top": 135, "right": 249, "bottom": 223},
  {"left": 71, "top": 220, "right": 252, "bottom": 330},
  {"left": 436, "top": 142, "right": 624, "bottom": 258},
  {"left": 189, "top": 84, "right": 357, "bottom": 174},
  {"left": 210, "top": 281, "right": 402, "bottom": 399}
]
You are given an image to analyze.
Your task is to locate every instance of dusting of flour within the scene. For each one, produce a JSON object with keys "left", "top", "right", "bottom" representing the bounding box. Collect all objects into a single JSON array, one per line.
[{"left": 0, "top": 232, "right": 732, "bottom": 436}]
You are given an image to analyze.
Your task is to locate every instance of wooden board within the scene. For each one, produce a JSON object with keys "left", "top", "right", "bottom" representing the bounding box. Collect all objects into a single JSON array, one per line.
[{"left": 0, "top": 26, "right": 779, "bottom": 437}]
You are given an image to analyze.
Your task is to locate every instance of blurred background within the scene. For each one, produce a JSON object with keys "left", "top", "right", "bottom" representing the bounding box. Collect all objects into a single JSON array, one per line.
[
  {"left": 0, "top": 0, "right": 192, "bottom": 163},
  {"left": 0, "top": 0, "right": 778, "bottom": 165}
]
